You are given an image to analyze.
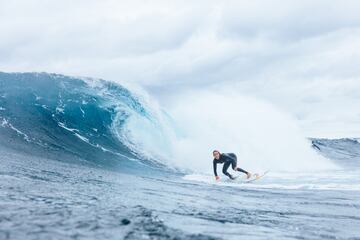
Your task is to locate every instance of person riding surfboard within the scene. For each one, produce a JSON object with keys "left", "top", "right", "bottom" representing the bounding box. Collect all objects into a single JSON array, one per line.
[{"left": 212, "top": 150, "right": 251, "bottom": 180}]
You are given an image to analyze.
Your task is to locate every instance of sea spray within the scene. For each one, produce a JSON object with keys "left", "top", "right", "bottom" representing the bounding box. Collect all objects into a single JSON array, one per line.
[{"left": 165, "top": 90, "right": 337, "bottom": 173}]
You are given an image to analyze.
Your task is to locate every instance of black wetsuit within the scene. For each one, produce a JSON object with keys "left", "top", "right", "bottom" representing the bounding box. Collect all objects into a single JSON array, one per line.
[{"left": 213, "top": 153, "right": 248, "bottom": 179}]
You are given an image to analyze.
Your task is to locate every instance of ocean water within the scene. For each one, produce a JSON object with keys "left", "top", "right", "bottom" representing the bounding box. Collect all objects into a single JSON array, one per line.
[{"left": 1, "top": 72, "right": 360, "bottom": 240}]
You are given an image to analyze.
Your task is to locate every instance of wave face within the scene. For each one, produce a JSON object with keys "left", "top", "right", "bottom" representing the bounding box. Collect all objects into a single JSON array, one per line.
[
  {"left": 312, "top": 138, "right": 360, "bottom": 168},
  {"left": 0, "top": 72, "right": 169, "bottom": 172}
]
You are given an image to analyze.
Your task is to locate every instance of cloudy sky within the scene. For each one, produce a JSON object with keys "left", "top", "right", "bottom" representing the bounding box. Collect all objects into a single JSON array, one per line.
[{"left": 1, "top": 0, "right": 360, "bottom": 137}]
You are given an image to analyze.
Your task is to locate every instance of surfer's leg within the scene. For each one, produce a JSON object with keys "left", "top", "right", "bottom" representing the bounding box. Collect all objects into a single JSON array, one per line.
[
  {"left": 236, "top": 167, "right": 248, "bottom": 174},
  {"left": 232, "top": 159, "right": 251, "bottom": 178},
  {"left": 222, "top": 162, "right": 234, "bottom": 179},
  {"left": 231, "top": 158, "right": 237, "bottom": 170},
  {"left": 238, "top": 168, "right": 251, "bottom": 178},
  {"left": 231, "top": 158, "right": 246, "bottom": 173}
]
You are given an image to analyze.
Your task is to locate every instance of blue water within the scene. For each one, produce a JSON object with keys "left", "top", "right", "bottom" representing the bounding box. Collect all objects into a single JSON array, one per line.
[{"left": 1, "top": 72, "right": 360, "bottom": 239}]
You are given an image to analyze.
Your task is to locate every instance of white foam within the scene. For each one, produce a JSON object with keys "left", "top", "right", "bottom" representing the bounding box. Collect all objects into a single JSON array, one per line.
[
  {"left": 56, "top": 107, "right": 65, "bottom": 113},
  {"left": 0, "top": 117, "right": 30, "bottom": 142},
  {"left": 167, "top": 91, "right": 337, "bottom": 173},
  {"left": 79, "top": 107, "right": 85, "bottom": 117},
  {"left": 58, "top": 122, "right": 78, "bottom": 132},
  {"left": 74, "top": 133, "right": 89, "bottom": 143},
  {"left": 183, "top": 173, "right": 360, "bottom": 191}
]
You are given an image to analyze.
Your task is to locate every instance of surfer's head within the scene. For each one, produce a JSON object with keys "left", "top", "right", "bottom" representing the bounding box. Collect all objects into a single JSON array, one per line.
[{"left": 213, "top": 150, "right": 220, "bottom": 160}]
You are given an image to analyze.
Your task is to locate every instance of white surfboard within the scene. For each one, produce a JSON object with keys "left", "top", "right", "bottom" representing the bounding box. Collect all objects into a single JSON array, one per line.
[{"left": 244, "top": 171, "right": 269, "bottom": 183}]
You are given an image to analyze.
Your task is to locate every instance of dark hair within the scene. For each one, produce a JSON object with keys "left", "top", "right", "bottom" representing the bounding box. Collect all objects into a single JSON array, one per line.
[{"left": 213, "top": 150, "right": 220, "bottom": 154}]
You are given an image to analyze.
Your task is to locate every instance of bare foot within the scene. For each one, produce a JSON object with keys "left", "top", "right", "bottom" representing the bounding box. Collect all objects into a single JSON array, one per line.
[{"left": 246, "top": 172, "right": 252, "bottom": 179}]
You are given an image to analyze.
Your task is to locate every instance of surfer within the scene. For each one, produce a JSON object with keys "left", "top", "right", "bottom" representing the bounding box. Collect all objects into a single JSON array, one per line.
[{"left": 212, "top": 150, "right": 251, "bottom": 180}]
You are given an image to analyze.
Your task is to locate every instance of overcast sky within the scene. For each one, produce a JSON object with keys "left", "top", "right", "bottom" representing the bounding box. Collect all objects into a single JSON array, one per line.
[{"left": 1, "top": 0, "right": 360, "bottom": 137}]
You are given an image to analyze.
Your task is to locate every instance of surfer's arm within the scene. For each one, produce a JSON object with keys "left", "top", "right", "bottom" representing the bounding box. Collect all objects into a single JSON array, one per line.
[{"left": 213, "top": 160, "right": 219, "bottom": 179}]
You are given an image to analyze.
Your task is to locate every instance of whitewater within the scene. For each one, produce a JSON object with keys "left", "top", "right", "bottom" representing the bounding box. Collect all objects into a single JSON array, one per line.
[{"left": 1, "top": 72, "right": 360, "bottom": 239}]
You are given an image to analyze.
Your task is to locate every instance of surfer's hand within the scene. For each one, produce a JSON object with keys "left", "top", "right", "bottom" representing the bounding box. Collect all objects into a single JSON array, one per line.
[{"left": 215, "top": 176, "right": 220, "bottom": 181}]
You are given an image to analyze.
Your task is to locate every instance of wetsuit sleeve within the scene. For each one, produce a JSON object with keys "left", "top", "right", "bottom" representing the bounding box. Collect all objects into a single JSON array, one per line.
[{"left": 213, "top": 160, "right": 218, "bottom": 176}]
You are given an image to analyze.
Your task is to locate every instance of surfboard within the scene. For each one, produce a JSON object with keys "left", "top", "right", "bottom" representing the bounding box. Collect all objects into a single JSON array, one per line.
[{"left": 245, "top": 171, "right": 269, "bottom": 183}]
